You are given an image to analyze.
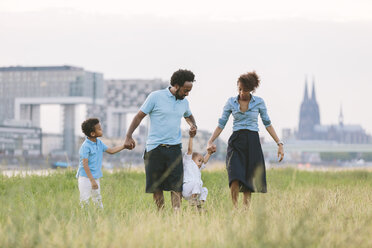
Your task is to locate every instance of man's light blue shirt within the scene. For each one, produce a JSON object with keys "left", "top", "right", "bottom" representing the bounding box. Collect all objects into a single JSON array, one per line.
[
  {"left": 218, "top": 95, "right": 272, "bottom": 132},
  {"left": 76, "top": 137, "right": 108, "bottom": 179},
  {"left": 140, "top": 87, "right": 192, "bottom": 152}
]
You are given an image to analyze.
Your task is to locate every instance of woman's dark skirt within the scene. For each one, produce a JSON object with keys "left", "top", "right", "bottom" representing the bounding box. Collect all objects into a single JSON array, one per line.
[{"left": 226, "top": 129, "right": 267, "bottom": 193}]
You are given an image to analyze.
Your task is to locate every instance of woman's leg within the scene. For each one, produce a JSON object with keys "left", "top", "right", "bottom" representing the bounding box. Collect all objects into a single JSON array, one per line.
[
  {"left": 243, "top": 190, "right": 251, "bottom": 209},
  {"left": 230, "top": 180, "right": 240, "bottom": 208},
  {"left": 153, "top": 190, "right": 165, "bottom": 210}
]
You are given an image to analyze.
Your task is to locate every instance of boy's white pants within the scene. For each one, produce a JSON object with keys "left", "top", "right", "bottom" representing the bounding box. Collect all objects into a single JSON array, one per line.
[
  {"left": 182, "top": 181, "right": 208, "bottom": 202},
  {"left": 78, "top": 176, "right": 103, "bottom": 208}
]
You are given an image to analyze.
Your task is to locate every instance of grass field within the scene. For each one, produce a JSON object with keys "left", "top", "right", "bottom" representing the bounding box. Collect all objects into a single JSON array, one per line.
[{"left": 1, "top": 167, "right": 372, "bottom": 248}]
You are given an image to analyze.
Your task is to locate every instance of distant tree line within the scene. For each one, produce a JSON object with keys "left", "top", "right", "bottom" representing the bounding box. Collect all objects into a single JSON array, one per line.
[{"left": 320, "top": 152, "right": 372, "bottom": 162}]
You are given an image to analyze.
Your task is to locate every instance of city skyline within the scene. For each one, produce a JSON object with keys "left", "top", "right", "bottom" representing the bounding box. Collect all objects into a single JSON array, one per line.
[{"left": 1, "top": 1, "right": 371, "bottom": 142}]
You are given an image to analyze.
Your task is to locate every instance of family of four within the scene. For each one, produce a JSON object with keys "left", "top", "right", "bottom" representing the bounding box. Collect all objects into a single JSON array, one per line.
[{"left": 76, "top": 69, "right": 284, "bottom": 210}]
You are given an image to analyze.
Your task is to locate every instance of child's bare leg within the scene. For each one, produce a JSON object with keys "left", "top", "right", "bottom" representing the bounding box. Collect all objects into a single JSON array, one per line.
[
  {"left": 243, "top": 191, "right": 251, "bottom": 209},
  {"left": 189, "top": 194, "right": 198, "bottom": 206},
  {"left": 153, "top": 190, "right": 164, "bottom": 210},
  {"left": 230, "top": 180, "right": 240, "bottom": 208}
]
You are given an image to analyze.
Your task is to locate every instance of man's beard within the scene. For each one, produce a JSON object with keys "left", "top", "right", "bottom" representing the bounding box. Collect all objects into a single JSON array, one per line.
[{"left": 175, "top": 88, "right": 185, "bottom": 100}]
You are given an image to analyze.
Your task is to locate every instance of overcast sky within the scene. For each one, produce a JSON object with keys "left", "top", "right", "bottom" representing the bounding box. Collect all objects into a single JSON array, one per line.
[{"left": 1, "top": 0, "right": 372, "bottom": 142}]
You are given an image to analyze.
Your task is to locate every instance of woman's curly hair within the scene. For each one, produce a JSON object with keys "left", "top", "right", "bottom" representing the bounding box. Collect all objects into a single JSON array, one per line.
[
  {"left": 170, "top": 69, "right": 195, "bottom": 87},
  {"left": 237, "top": 71, "right": 260, "bottom": 92},
  {"left": 81, "top": 118, "right": 99, "bottom": 137}
]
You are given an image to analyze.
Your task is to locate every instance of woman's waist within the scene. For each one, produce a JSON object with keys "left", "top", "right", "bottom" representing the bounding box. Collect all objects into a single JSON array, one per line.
[
  {"left": 232, "top": 122, "right": 259, "bottom": 131},
  {"left": 232, "top": 127, "right": 259, "bottom": 133}
]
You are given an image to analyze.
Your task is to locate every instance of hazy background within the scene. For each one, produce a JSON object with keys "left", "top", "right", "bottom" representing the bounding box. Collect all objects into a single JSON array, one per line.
[{"left": 1, "top": 0, "right": 371, "bottom": 142}]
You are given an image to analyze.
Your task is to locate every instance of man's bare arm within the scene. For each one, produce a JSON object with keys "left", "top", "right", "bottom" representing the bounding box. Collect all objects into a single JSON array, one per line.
[
  {"left": 124, "top": 111, "right": 147, "bottom": 150},
  {"left": 184, "top": 114, "right": 196, "bottom": 127},
  {"left": 185, "top": 115, "right": 197, "bottom": 137}
]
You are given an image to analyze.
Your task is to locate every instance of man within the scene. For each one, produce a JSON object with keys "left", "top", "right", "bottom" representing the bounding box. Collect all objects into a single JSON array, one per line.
[{"left": 124, "top": 69, "right": 197, "bottom": 211}]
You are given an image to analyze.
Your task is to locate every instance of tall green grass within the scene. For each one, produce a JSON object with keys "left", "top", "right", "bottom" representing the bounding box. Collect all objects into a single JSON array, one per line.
[{"left": 1, "top": 168, "right": 372, "bottom": 248}]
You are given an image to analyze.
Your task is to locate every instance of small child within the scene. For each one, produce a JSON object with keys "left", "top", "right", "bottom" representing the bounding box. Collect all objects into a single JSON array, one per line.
[
  {"left": 76, "top": 118, "right": 129, "bottom": 208},
  {"left": 182, "top": 133, "right": 213, "bottom": 209}
]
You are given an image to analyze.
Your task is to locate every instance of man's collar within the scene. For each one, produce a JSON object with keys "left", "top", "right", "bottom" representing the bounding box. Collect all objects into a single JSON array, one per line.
[{"left": 166, "top": 87, "right": 174, "bottom": 98}]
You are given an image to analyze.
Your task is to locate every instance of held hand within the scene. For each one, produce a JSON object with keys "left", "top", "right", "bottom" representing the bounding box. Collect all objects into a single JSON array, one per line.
[
  {"left": 207, "top": 143, "right": 217, "bottom": 154},
  {"left": 277, "top": 145, "right": 284, "bottom": 162},
  {"left": 124, "top": 136, "right": 136, "bottom": 150},
  {"left": 90, "top": 179, "right": 98, "bottom": 190},
  {"left": 189, "top": 125, "right": 197, "bottom": 137}
]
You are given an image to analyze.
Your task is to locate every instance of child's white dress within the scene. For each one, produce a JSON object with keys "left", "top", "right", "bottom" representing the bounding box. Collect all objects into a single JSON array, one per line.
[{"left": 182, "top": 153, "right": 208, "bottom": 201}]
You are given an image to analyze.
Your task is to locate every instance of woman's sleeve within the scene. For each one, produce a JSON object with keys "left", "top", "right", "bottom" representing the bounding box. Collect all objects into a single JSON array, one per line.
[
  {"left": 218, "top": 100, "right": 232, "bottom": 129},
  {"left": 259, "top": 99, "right": 272, "bottom": 127}
]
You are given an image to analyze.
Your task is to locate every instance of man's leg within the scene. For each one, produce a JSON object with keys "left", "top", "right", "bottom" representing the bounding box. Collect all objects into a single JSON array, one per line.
[
  {"left": 166, "top": 145, "right": 183, "bottom": 211},
  {"left": 171, "top": 191, "right": 182, "bottom": 210},
  {"left": 153, "top": 190, "right": 164, "bottom": 210},
  {"left": 230, "top": 180, "right": 240, "bottom": 208}
]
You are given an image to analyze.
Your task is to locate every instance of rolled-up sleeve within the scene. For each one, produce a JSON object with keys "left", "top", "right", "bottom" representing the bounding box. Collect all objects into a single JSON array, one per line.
[
  {"left": 218, "top": 100, "right": 232, "bottom": 129},
  {"left": 259, "top": 99, "right": 272, "bottom": 127}
]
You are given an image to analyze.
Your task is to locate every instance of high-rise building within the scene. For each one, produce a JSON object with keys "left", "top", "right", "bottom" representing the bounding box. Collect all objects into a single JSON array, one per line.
[
  {"left": 103, "top": 79, "right": 168, "bottom": 138},
  {"left": 0, "top": 124, "right": 42, "bottom": 156},
  {"left": 0, "top": 66, "right": 104, "bottom": 157}
]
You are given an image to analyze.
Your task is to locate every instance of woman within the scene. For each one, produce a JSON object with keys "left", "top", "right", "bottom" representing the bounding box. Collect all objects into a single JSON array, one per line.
[{"left": 207, "top": 71, "right": 284, "bottom": 208}]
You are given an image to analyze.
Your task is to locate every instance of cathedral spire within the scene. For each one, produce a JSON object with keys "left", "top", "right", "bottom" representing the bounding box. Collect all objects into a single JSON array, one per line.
[
  {"left": 339, "top": 104, "right": 344, "bottom": 126},
  {"left": 311, "top": 76, "right": 317, "bottom": 101},
  {"left": 303, "top": 76, "right": 309, "bottom": 101}
]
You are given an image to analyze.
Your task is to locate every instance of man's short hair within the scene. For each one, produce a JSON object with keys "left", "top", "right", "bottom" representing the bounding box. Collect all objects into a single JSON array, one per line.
[
  {"left": 170, "top": 69, "right": 195, "bottom": 87},
  {"left": 81, "top": 118, "right": 99, "bottom": 137}
]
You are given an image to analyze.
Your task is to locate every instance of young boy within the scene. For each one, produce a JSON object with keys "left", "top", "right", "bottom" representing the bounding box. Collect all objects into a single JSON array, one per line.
[
  {"left": 76, "top": 118, "right": 129, "bottom": 208},
  {"left": 182, "top": 133, "right": 214, "bottom": 209}
]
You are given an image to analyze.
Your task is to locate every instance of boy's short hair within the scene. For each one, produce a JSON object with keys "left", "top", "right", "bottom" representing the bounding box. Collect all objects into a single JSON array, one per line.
[{"left": 81, "top": 118, "right": 99, "bottom": 137}]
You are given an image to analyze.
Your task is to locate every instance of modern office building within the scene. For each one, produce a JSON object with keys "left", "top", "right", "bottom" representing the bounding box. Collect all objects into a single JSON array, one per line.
[
  {"left": 0, "top": 66, "right": 104, "bottom": 157},
  {"left": 103, "top": 79, "right": 168, "bottom": 137},
  {"left": 0, "top": 124, "right": 42, "bottom": 156}
]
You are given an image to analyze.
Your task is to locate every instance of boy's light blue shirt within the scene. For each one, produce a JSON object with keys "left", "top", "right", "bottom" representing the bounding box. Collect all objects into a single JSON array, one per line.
[
  {"left": 76, "top": 137, "right": 108, "bottom": 179},
  {"left": 140, "top": 87, "right": 192, "bottom": 152},
  {"left": 218, "top": 95, "right": 272, "bottom": 132}
]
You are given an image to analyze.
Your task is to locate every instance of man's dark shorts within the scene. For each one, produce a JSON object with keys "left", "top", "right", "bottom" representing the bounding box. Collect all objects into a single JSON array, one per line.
[{"left": 144, "top": 144, "right": 183, "bottom": 193}]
